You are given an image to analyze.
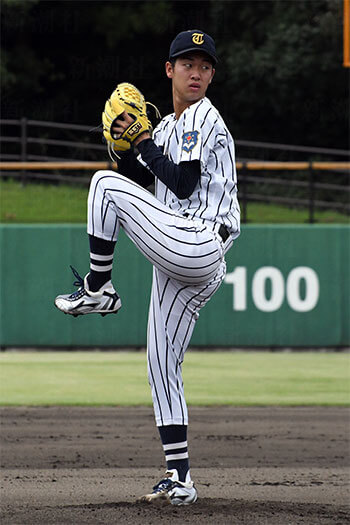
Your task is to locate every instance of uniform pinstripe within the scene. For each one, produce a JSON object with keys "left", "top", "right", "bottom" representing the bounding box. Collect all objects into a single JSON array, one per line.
[
  {"left": 87, "top": 96, "right": 240, "bottom": 427},
  {"left": 150, "top": 97, "right": 240, "bottom": 241}
]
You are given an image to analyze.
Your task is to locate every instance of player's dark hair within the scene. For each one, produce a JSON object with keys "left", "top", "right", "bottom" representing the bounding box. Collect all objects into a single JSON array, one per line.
[{"left": 169, "top": 54, "right": 215, "bottom": 69}]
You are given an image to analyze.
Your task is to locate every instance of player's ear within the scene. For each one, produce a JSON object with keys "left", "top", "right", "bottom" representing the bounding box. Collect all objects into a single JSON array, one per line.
[
  {"left": 165, "top": 61, "right": 174, "bottom": 79},
  {"left": 209, "top": 68, "right": 215, "bottom": 84}
]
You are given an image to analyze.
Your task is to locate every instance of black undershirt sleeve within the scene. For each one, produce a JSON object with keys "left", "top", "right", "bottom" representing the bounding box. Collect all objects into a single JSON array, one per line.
[
  {"left": 137, "top": 139, "right": 201, "bottom": 200},
  {"left": 116, "top": 149, "right": 154, "bottom": 188}
]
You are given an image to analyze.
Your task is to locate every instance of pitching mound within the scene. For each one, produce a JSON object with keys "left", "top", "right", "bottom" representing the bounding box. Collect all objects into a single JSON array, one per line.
[{"left": 1, "top": 406, "right": 349, "bottom": 524}]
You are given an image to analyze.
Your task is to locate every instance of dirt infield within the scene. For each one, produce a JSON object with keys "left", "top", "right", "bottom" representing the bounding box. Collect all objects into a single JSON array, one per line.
[{"left": 1, "top": 406, "right": 349, "bottom": 524}]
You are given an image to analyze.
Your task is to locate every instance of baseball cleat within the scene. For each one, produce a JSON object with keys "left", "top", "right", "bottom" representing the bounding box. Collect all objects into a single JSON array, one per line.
[
  {"left": 54, "top": 266, "right": 121, "bottom": 317},
  {"left": 137, "top": 469, "right": 197, "bottom": 506}
]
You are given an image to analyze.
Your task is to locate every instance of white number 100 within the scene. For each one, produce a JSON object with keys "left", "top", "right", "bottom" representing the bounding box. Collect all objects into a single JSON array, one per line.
[{"left": 224, "top": 266, "right": 319, "bottom": 312}]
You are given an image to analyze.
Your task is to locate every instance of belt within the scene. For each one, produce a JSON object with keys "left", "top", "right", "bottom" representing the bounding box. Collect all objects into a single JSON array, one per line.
[{"left": 183, "top": 213, "right": 230, "bottom": 243}]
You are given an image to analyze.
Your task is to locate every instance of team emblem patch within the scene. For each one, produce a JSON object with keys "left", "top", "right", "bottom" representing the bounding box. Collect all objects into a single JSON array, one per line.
[{"left": 182, "top": 131, "right": 199, "bottom": 152}]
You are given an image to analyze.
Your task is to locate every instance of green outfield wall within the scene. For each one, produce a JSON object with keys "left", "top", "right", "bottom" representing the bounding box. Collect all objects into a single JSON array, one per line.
[{"left": 0, "top": 224, "right": 349, "bottom": 347}]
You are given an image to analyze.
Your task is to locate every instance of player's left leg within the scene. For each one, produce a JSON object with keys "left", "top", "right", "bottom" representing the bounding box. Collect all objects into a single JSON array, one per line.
[
  {"left": 55, "top": 170, "right": 223, "bottom": 316},
  {"left": 139, "top": 263, "right": 226, "bottom": 505}
]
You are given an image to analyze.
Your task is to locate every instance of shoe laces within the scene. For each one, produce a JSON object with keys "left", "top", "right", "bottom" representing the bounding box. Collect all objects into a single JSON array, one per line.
[
  {"left": 69, "top": 266, "right": 86, "bottom": 299},
  {"left": 152, "top": 477, "right": 175, "bottom": 494}
]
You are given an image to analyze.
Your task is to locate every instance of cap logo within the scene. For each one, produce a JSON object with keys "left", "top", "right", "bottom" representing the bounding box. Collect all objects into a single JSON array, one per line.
[{"left": 192, "top": 32, "right": 204, "bottom": 45}]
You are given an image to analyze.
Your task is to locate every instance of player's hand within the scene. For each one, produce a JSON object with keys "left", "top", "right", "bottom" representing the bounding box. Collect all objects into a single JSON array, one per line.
[
  {"left": 111, "top": 112, "right": 151, "bottom": 146},
  {"left": 111, "top": 111, "right": 134, "bottom": 138}
]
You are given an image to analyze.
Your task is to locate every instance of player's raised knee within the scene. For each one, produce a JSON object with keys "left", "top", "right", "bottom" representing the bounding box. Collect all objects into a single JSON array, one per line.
[
  {"left": 89, "top": 170, "right": 116, "bottom": 192},
  {"left": 91, "top": 169, "right": 109, "bottom": 184}
]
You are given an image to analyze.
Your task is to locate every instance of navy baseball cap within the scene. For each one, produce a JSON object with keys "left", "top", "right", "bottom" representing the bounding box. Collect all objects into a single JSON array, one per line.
[{"left": 169, "top": 30, "right": 218, "bottom": 65}]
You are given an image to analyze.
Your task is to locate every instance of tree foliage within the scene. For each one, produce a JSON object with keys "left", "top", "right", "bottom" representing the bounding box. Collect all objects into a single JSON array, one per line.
[{"left": 1, "top": 0, "right": 348, "bottom": 148}]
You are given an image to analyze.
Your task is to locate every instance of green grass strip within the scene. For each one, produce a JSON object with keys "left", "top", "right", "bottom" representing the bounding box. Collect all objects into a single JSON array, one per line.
[
  {"left": 0, "top": 179, "right": 88, "bottom": 223},
  {"left": 1, "top": 179, "right": 349, "bottom": 224},
  {"left": 0, "top": 351, "right": 349, "bottom": 406}
]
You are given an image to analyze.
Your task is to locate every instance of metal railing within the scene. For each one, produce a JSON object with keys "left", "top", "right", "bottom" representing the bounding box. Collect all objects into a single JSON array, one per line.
[
  {"left": 1, "top": 118, "right": 349, "bottom": 223},
  {"left": 0, "top": 118, "right": 105, "bottom": 162},
  {"left": 2, "top": 118, "right": 349, "bottom": 162}
]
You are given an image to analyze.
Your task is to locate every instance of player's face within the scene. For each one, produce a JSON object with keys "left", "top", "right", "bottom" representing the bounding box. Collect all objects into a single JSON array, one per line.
[{"left": 166, "top": 52, "right": 215, "bottom": 106}]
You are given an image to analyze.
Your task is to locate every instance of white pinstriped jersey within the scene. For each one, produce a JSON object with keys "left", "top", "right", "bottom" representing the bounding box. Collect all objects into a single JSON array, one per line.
[{"left": 144, "top": 97, "right": 240, "bottom": 240}]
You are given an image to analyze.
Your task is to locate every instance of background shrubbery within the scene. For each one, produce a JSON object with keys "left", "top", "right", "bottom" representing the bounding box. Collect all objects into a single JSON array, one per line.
[{"left": 2, "top": 0, "right": 348, "bottom": 148}]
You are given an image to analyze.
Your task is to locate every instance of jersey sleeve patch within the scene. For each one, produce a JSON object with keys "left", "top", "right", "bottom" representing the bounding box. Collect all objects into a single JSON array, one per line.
[{"left": 182, "top": 131, "right": 199, "bottom": 152}]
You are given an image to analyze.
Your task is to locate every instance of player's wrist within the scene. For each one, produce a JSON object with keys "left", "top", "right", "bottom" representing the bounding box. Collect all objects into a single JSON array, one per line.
[{"left": 134, "top": 131, "right": 151, "bottom": 147}]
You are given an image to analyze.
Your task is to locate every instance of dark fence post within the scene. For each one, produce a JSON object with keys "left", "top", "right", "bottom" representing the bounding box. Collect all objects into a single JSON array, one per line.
[
  {"left": 308, "top": 162, "right": 314, "bottom": 223},
  {"left": 20, "top": 117, "right": 27, "bottom": 185},
  {"left": 241, "top": 163, "right": 248, "bottom": 223}
]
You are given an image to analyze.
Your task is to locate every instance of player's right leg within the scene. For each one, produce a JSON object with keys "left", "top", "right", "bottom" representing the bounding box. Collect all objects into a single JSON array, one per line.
[
  {"left": 146, "top": 265, "right": 225, "bottom": 426},
  {"left": 139, "top": 264, "right": 225, "bottom": 504}
]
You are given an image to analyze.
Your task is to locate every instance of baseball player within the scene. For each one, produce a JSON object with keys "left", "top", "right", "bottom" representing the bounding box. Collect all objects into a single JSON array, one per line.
[{"left": 55, "top": 30, "right": 240, "bottom": 505}]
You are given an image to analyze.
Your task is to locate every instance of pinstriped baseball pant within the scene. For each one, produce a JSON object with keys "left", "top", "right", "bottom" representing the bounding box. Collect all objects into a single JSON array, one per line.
[{"left": 87, "top": 170, "right": 227, "bottom": 426}]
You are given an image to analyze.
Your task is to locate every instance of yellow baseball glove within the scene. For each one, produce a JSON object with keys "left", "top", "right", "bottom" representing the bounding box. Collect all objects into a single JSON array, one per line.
[{"left": 102, "top": 82, "right": 160, "bottom": 160}]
